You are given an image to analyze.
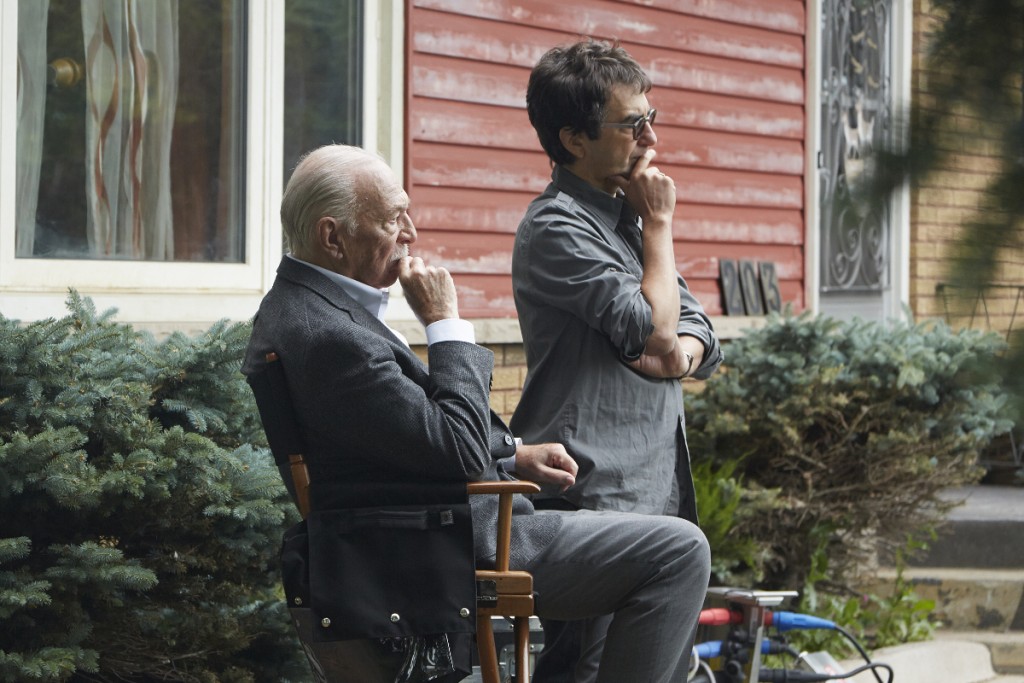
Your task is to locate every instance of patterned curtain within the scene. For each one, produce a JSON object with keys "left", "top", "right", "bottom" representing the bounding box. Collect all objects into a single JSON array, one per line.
[
  {"left": 15, "top": 0, "right": 50, "bottom": 257},
  {"left": 81, "top": 0, "right": 179, "bottom": 259}
]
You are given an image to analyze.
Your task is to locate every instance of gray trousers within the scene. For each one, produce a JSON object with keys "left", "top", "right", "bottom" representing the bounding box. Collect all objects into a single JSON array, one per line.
[
  {"left": 523, "top": 510, "right": 710, "bottom": 683},
  {"left": 531, "top": 615, "right": 610, "bottom": 683}
]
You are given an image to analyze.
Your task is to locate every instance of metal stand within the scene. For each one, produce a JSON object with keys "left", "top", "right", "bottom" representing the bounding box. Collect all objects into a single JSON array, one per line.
[{"left": 705, "top": 587, "right": 798, "bottom": 683}]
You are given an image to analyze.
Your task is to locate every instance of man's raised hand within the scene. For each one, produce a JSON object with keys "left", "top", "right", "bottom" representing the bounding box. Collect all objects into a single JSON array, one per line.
[
  {"left": 612, "top": 149, "right": 676, "bottom": 225},
  {"left": 399, "top": 256, "right": 459, "bottom": 326}
]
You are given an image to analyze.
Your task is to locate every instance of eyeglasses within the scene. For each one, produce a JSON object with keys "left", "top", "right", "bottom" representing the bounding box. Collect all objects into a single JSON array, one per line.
[{"left": 601, "top": 109, "right": 657, "bottom": 140}]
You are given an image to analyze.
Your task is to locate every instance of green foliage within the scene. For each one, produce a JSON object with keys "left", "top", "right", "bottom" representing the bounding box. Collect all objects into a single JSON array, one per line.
[
  {"left": 692, "top": 457, "right": 778, "bottom": 586},
  {"left": 791, "top": 537, "right": 936, "bottom": 656},
  {"left": 0, "top": 292, "right": 305, "bottom": 682},
  {"left": 689, "top": 311, "right": 1012, "bottom": 593}
]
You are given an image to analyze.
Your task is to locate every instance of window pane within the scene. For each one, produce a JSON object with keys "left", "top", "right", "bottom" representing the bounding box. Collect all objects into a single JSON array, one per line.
[
  {"left": 283, "top": 0, "right": 363, "bottom": 180},
  {"left": 15, "top": 0, "right": 247, "bottom": 262}
]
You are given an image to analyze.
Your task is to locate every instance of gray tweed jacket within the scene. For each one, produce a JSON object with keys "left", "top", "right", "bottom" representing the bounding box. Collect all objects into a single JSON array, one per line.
[{"left": 242, "top": 256, "right": 561, "bottom": 568}]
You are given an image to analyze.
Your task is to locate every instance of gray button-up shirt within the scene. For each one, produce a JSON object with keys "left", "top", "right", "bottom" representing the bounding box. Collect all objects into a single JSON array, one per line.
[{"left": 510, "top": 166, "right": 723, "bottom": 521}]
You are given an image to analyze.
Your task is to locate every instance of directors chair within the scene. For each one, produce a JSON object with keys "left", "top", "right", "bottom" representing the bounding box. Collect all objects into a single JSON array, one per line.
[{"left": 249, "top": 352, "right": 536, "bottom": 683}]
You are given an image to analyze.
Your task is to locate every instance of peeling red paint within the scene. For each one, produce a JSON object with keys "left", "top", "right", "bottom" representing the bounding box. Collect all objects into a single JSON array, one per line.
[{"left": 408, "top": 0, "right": 809, "bottom": 319}]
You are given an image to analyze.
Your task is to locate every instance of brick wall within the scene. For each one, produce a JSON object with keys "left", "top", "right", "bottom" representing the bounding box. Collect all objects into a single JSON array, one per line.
[
  {"left": 487, "top": 344, "right": 527, "bottom": 423},
  {"left": 911, "top": 0, "right": 1024, "bottom": 339},
  {"left": 412, "top": 342, "right": 526, "bottom": 423}
]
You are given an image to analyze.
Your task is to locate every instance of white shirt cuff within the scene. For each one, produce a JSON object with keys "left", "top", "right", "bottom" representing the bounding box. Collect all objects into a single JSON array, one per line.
[
  {"left": 425, "top": 318, "right": 475, "bottom": 345},
  {"left": 502, "top": 438, "right": 524, "bottom": 473}
]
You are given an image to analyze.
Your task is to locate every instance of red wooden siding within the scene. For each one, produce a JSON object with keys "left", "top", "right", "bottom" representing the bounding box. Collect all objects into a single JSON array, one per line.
[{"left": 407, "top": 0, "right": 807, "bottom": 318}]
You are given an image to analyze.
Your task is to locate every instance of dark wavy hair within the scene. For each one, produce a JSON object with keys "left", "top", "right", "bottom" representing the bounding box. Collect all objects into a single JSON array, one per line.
[{"left": 526, "top": 39, "right": 652, "bottom": 166}]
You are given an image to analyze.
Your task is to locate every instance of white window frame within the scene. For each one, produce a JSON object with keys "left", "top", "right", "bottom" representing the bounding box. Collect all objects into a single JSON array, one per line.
[{"left": 0, "top": 0, "right": 404, "bottom": 331}]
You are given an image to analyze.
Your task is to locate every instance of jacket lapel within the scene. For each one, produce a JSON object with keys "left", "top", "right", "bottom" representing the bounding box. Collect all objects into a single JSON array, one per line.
[{"left": 275, "top": 257, "right": 429, "bottom": 380}]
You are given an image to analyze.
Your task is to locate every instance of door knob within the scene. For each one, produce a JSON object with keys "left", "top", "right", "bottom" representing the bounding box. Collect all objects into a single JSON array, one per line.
[{"left": 48, "top": 58, "right": 84, "bottom": 89}]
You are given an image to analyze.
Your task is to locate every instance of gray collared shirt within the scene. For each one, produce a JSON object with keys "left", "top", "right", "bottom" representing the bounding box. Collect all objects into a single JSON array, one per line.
[{"left": 510, "top": 166, "right": 723, "bottom": 519}]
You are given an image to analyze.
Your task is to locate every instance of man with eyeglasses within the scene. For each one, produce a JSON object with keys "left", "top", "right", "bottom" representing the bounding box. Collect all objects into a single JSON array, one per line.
[{"left": 511, "top": 38, "right": 724, "bottom": 682}]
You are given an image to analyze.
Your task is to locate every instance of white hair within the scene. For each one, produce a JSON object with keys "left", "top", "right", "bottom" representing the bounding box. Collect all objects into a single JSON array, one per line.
[{"left": 280, "top": 145, "right": 386, "bottom": 257}]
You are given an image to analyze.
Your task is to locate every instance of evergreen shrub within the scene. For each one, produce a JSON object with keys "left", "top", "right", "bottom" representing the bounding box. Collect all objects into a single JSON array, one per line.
[
  {"left": 0, "top": 293, "right": 304, "bottom": 682},
  {"left": 688, "top": 311, "right": 1013, "bottom": 592}
]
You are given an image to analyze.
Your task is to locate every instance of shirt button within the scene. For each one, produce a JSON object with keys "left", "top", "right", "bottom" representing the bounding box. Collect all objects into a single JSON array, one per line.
[{"left": 504, "top": 434, "right": 514, "bottom": 446}]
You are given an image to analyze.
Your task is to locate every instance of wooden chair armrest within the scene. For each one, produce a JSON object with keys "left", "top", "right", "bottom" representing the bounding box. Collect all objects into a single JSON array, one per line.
[
  {"left": 466, "top": 481, "right": 541, "bottom": 496},
  {"left": 289, "top": 454, "right": 311, "bottom": 519},
  {"left": 466, "top": 480, "right": 540, "bottom": 572}
]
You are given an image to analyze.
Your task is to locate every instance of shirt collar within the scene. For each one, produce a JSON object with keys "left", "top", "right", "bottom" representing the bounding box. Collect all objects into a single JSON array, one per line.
[
  {"left": 286, "top": 254, "right": 390, "bottom": 321},
  {"left": 551, "top": 165, "right": 638, "bottom": 229}
]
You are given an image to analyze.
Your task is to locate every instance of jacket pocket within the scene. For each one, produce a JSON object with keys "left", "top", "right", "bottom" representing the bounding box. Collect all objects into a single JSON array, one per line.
[{"left": 300, "top": 503, "right": 477, "bottom": 642}]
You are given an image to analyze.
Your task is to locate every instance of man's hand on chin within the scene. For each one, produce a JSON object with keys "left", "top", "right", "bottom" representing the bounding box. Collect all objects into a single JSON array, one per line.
[
  {"left": 514, "top": 443, "right": 578, "bottom": 492},
  {"left": 398, "top": 255, "right": 459, "bottom": 326}
]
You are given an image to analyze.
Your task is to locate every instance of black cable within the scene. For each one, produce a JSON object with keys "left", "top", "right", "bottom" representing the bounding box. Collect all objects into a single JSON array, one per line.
[
  {"left": 759, "top": 661, "right": 894, "bottom": 683},
  {"left": 761, "top": 634, "right": 803, "bottom": 673},
  {"left": 834, "top": 624, "right": 884, "bottom": 683},
  {"left": 707, "top": 613, "right": 892, "bottom": 683}
]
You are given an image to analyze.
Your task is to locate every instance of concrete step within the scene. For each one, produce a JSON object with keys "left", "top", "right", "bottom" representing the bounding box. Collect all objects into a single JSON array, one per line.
[
  {"left": 902, "top": 486, "right": 1024, "bottom": 570},
  {"left": 936, "top": 630, "right": 1024, "bottom": 675},
  {"left": 845, "top": 487, "right": 1024, "bottom": 681},
  {"left": 863, "top": 567, "right": 1024, "bottom": 632},
  {"left": 840, "top": 639, "right": 1024, "bottom": 683}
]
